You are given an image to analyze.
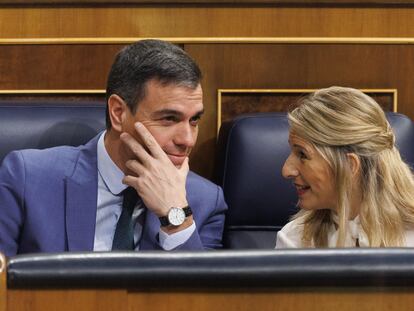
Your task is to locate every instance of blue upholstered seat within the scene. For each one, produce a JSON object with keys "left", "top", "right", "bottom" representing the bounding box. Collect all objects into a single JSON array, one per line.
[{"left": 0, "top": 101, "right": 106, "bottom": 162}]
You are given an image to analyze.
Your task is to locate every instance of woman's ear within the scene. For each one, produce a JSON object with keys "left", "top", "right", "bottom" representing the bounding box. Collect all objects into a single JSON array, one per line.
[
  {"left": 107, "top": 94, "right": 127, "bottom": 132},
  {"left": 346, "top": 153, "right": 361, "bottom": 178}
]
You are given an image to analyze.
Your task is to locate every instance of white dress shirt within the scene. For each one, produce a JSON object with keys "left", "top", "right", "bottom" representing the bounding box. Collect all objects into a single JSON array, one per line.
[
  {"left": 93, "top": 132, "right": 195, "bottom": 251},
  {"left": 275, "top": 215, "right": 414, "bottom": 248}
]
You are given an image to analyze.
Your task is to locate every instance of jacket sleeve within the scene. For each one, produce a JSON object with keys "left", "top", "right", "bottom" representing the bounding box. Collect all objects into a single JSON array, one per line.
[
  {"left": 174, "top": 185, "right": 227, "bottom": 250},
  {"left": 0, "top": 151, "right": 26, "bottom": 257}
]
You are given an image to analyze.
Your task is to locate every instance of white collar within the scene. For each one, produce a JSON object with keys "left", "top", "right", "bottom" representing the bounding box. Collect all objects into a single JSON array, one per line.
[
  {"left": 97, "top": 131, "right": 127, "bottom": 195},
  {"left": 330, "top": 213, "right": 368, "bottom": 246}
]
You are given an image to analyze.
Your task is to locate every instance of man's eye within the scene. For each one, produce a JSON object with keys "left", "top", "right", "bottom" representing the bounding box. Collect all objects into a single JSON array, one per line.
[
  {"left": 190, "top": 116, "right": 201, "bottom": 126},
  {"left": 162, "top": 116, "right": 179, "bottom": 123}
]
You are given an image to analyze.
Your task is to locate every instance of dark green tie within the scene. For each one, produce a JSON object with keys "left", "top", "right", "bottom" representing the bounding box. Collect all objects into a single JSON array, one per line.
[{"left": 112, "top": 187, "right": 139, "bottom": 250}]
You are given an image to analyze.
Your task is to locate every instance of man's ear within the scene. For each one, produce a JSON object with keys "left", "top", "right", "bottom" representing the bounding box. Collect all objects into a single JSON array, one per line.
[
  {"left": 107, "top": 94, "right": 128, "bottom": 132},
  {"left": 346, "top": 153, "right": 361, "bottom": 178}
]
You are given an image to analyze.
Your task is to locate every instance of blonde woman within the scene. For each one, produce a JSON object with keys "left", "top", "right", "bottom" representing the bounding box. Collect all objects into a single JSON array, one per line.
[{"left": 276, "top": 86, "right": 414, "bottom": 248}]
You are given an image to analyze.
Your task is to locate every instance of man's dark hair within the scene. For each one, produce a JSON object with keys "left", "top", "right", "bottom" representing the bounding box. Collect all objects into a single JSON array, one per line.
[{"left": 105, "top": 39, "right": 202, "bottom": 129}]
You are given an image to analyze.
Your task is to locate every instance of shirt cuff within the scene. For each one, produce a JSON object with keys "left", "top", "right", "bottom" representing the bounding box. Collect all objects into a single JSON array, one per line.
[{"left": 159, "top": 222, "right": 196, "bottom": 250}]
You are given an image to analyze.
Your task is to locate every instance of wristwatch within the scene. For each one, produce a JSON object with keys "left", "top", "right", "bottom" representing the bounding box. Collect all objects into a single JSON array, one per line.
[{"left": 159, "top": 206, "right": 193, "bottom": 227}]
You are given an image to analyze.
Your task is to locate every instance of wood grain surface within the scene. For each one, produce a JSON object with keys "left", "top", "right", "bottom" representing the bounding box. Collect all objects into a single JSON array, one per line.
[
  {"left": 6, "top": 288, "right": 414, "bottom": 311},
  {"left": 2, "top": 7, "right": 414, "bottom": 38}
]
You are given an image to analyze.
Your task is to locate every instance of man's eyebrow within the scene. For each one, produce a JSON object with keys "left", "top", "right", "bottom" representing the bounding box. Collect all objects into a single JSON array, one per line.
[
  {"left": 151, "top": 109, "right": 182, "bottom": 118},
  {"left": 151, "top": 109, "right": 205, "bottom": 118},
  {"left": 192, "top": 109, "right": 205, "bottom": 117}
]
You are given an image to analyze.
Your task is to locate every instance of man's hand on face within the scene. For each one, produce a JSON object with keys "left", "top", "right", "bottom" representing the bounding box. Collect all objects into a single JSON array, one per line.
[{"left": 121, "top": 122, "right": 191, "bottom": 229}]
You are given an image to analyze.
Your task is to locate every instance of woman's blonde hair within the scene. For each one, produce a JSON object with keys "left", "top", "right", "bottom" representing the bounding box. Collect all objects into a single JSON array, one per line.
[{"left": 289, "top": 86, "right": 414, "bottom": 247}]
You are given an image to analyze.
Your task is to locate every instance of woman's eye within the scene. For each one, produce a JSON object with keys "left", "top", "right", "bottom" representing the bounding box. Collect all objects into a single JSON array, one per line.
[{"left": 298, "top": 150, "right": 307, "bottom": 160}]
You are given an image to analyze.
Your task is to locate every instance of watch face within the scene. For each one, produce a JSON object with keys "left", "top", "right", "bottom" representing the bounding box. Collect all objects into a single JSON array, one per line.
[{"left": 168, "top": 207, "right": 186, "bottom": 226}]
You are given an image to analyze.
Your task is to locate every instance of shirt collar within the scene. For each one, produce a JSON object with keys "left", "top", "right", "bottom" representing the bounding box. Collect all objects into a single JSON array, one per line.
[
  {"left": 330, "top": 213, "right": 368, "bottom": 246},
  {"left": 97, "top": 131, "right": 127, "bottom": 195},
  {"left": 332, "top": 213, "right": 360, "bottom": 227}
]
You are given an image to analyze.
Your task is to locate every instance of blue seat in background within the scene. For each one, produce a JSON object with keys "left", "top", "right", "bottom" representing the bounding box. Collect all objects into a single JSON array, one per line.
[{"left": 0, "top": 101, "right": 106, "bottom": 163}]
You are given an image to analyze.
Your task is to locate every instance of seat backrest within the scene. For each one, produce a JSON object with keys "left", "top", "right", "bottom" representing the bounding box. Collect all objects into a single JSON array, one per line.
[
  {"left": 216, "top": 112, "right": 414, "bottom": 249},
  {"left": 0, "top": 101, "right": 106, "bottom": 163}
]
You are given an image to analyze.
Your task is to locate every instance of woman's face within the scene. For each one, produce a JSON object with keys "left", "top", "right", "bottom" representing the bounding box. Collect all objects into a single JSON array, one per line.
[{"left": 282, "top": 132, "right": 337, "bottom": 211}]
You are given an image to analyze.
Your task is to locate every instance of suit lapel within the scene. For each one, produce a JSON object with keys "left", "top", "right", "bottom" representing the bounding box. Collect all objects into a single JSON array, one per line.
[{"left": 65, "top": 135, "right": 100, "bottom": 251}]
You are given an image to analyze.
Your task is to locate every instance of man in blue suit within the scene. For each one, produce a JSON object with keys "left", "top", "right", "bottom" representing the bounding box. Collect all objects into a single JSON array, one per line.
[{"left": 0, "top": 40, "right": 227, "bottom": 256}]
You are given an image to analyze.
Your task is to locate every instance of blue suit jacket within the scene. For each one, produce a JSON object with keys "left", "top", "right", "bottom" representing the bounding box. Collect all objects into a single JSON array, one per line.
[{"left": 0, "top": 135, "right": 227, "bottom": 256}]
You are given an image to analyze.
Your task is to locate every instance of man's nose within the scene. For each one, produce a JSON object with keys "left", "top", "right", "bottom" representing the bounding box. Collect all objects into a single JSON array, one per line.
[
  {"left": 175, "top": 123, "right": 197, "bottom": 148},
  {"left": 282, "top": 154, "right": 299, "bottom": 179}
]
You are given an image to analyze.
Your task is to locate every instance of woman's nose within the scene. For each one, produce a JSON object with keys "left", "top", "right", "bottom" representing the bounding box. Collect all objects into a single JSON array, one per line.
[{"left": 282, "top": 154, "right": 299, "bottom": 179}]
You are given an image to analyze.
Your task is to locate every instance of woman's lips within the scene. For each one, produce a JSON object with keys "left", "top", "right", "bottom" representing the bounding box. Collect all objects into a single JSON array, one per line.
[{"left": 295, "top": 183, "right": 310, "bottom": 196}]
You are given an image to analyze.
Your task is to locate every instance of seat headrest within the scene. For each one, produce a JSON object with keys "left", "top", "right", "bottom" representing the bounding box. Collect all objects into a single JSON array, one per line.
[
  {"left": 387, "top": 112, "right": 414, "bottom": 167},
  {"left": 216, "top": 113, "right": 297, "bottom": 231},
  {"left": 0, "top": 101, "right": 106, "bottom": 163}
]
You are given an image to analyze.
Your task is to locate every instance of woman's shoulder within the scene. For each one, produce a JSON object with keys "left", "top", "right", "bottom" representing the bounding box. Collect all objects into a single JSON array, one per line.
[{"left": 275, "top": 217, "right": 305, "bottom": 249}]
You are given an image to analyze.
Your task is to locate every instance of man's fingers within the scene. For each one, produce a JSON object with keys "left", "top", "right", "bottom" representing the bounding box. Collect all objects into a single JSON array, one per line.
[
  {"left": 125, "top": 159, "right": 145, "bottom": 175},
  {"left": 122, "top": 175, "right": 139, "bottom": 192},
  {"left": 134, "top": 122, "right": 166, "bottom": 160},
  {"left": 120, "top": 132, "right": 151, "bottom": 164}
]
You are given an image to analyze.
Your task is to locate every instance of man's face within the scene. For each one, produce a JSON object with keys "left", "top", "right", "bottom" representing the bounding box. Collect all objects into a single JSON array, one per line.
[{"left": 123, "top": 79, "right": 204, "bottom": 167}]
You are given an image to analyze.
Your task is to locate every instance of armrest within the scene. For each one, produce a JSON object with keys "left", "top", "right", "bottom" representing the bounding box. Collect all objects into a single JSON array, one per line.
[{"left": 7, "top": 249, "right": 414, "bottom": 288}]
